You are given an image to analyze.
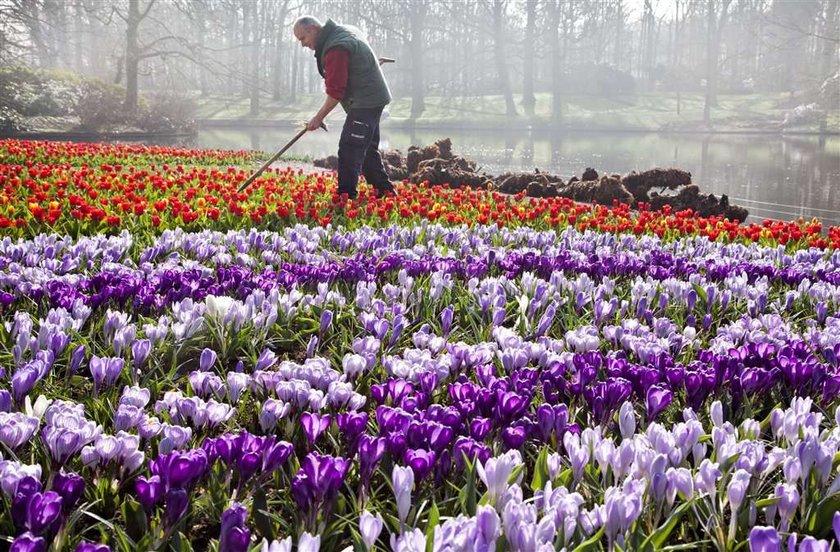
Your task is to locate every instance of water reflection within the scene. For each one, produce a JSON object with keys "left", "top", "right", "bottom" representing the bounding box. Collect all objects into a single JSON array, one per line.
[{"left": 191, "top": 127, "right": 840, "bottom": 227}]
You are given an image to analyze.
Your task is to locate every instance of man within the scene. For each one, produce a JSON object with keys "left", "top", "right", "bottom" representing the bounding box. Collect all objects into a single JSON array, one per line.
[{"left": 293, "top": 16, "right": 396, "bottom": 200}]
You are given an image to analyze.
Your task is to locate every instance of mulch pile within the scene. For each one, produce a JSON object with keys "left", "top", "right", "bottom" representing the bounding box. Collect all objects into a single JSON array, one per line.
[{"left": 313, "top": 138, "right": 749, "bottom": 221}]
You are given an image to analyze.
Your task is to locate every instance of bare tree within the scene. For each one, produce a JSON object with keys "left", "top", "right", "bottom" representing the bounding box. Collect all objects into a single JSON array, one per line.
[
  {"left": 704, "top": 0, "right": 733, "bottom": 126},
  {"left": 521, "top": 0, "right": 537, "bottom": 117},
  {"left": 489, "top": 0, "right": 517, "bottom": 117}
]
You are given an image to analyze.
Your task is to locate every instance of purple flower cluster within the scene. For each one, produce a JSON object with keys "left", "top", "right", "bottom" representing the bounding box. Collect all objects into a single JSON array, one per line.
[
  {"left": 1, "top": 464, "right": 87, "bottom": 552},
  {"left": 202, "top": 431, "right": 294, "bottom": 481},
  {"left": 134, "top": 448, "right": 208, "bottom": 526},
  {"left": 291, "top": 453, "right": 349, "bottom": 522}
]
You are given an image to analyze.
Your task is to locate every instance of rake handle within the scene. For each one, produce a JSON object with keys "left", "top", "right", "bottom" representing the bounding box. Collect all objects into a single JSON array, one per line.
[{"left": 237, "top": 122, "right": 327, "bottom": 193}]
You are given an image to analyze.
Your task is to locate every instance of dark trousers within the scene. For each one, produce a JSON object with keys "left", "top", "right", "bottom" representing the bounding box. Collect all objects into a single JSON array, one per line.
[{"left": 337, "top": 106, "right": 395, "bottom": 198}]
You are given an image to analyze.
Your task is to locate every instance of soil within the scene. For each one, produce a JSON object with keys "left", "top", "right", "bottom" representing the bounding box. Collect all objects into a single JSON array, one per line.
[{"left": 313, "top": 138, "right": 749, "bottom": 221}]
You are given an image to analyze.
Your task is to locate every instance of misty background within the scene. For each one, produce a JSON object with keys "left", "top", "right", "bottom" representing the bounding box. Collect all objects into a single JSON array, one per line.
[{"left": 0, "top": 0, "right": 838, "bottom": 224}]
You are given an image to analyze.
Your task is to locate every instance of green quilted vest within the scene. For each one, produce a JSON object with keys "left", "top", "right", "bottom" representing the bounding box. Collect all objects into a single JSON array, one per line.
[{"left": 315, "top": 19, "right": 392, "bottom": 111}]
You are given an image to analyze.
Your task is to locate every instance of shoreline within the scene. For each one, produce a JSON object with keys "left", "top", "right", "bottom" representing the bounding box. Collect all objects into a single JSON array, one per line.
[
  {"left": 195, "top": 119, "right": 840, "bottom": 137},
  {"left": 2, "top": 122, "right": 838, "bottom": 142}
]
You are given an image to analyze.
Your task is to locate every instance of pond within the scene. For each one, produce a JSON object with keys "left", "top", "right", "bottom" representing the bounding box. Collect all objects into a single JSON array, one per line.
[{"left": 193, "top": 127, "right": 840, "bottom": 228}]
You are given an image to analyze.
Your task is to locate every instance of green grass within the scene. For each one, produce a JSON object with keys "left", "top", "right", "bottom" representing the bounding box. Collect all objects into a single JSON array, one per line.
[{"left": 194, "top": 91, "right": 838, "bottom": 133}]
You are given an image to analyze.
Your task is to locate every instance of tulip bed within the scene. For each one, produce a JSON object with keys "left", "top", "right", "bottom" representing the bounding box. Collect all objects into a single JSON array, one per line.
[
  {"left": 1, "top": 139, "right": 838, "bottom": 249},
  {"left": 0, "top": 140, "right": 839, "bottom": 552}
]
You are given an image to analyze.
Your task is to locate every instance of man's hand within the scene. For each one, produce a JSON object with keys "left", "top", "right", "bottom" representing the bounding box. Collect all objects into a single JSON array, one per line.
[{"left": 306, "top": 116, "right": 325, "bottom": 131}]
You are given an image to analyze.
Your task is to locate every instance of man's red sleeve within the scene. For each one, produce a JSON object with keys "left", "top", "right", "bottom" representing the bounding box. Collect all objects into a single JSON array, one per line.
[{"left": 324, "top": 48, "right": 349, "bottom": 100}]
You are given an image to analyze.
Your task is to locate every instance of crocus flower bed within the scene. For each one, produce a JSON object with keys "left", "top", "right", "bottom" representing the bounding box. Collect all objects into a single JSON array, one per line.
[{"left": 0, "top": 141, "right": 839, "bottom": 552}]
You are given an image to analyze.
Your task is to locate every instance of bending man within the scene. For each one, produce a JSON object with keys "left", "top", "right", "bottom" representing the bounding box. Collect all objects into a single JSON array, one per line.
[{"left": 293, "top": 16, "right": 396, "bottom": 199}]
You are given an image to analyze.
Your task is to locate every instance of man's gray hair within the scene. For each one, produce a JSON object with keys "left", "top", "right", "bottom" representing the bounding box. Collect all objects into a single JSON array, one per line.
[{"left": 294, "top": 16, "right": 322, "bottom": 29}]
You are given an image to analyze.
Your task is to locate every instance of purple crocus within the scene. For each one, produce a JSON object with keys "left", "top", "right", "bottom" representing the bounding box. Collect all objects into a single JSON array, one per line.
[
  {"left": 728, "top": 469, "right": 751, "bottom": 513},
  {"left": 0, "top": 463, "right": 42, "bottom": 498},
  {"left": 219, "top": 503, "right": 250, "bottom": 552},
  {"left": 403, "top": 449, "right": 436, "bottom": 482},
  {"left": 535, "top": 404, "right": 561, "bottom": 442},
  {"left": 74, "top": 543, "right": 110, "bottom": 552},
  {"left": 12, "top": 365, "right": 40, "bottom": 404},
  {"left": 299, "top": 533, "right": 321, "bottom": 552},
  {"left": 41, "top": 403, "right": 101, "bottom": 465},
  {"left": 470, "top": 418, "right": 492, "bottom": 440},
  {"left": 131, "top": 339, "right": 152, "bottom": 371},
  {"left": 834, "top": 512, "right": 840, "bottom": 545},
  {"left": 164, "top": 488, "right": 188, "bottom": 526},
  {"left": 199, "top": 348, "right": 217, "bottom": 372},
  {"left": 319, "top": 309, "right": 333, "bottom": 336},
  {"left": 69, "top": 345, "right": 86, "bottom": 375},
  {"left": 17, "top": 491, "right": 64, "bottom": 535},
  {"left": 774, "top": 483, "right": 799, "bottom": 531},
  {"left": 359, "top": 510, "right": 384, "bottom": 551},
  {"left": 501, "top": 426, "right": 527, "bottom": 450},
  {"left": 290, "top": 453, "right": 349, "bottom": 513},
  {"left": 646, "top": 385, "right": 673, "bottom": 421},
  {"left": 441, "top": 305, "right": 454, "bottom": 336},
  {"left": 610, "top": 402, "right": 633, "bottom": 442},
  {"left": 494, "top": 392, "right": 529, "bottom": 422},
  {"left": 748, "top": 526, "right": 780, "bottom": 552},
  {"left": 0, "top": 389, "right": 11, "bottom": 412},
  {"left": 52, "top": 471, "right": 85, "bottom": 512},
  {"left": 300, "top": 412, "right": 331, "bottom": 448},
  {"left": 603, "top": 486, "right": 643, "bottom": 547},
  {"left": 149, "top": 448, "right": 209, "bottom": 491},
  {"left": 358, "top": 435, "right": 386, "bottom": 486},
  {"left": 230, "top": 433, "right": 265, "bottom": 481},
  {"left": 262, "top": 438, "right": 294, "bottom": 473},
  {"left": 0, "top": 412, "right": 39, "bottom": 450},
  {"left": 392, "top": 465, "right": 414, "bottom": 527},
  {"left": 341, "top": 353, "right": 368, "bottom": 380},
  {"left": 135, "top": 475, "right": 163, "bottom": 511},
  {"left": 796, "top": 536, "right": 831, "bottom": 552},
  {"left": 10, "top": 532, "right": 46, "bottom": 552},
  {"left": 89, "top": 356, "right": 125, "bottom": 391},
  {"left": 254, "top": 349, "right": 277, "bottom": 372},
  {"left": 337, "top": 411, "right": 368, "bottom": 453}
]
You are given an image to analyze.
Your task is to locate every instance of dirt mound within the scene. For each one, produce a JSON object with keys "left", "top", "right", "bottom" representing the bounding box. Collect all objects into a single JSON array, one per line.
[
  {"left": 398, "top": 138, "right": 492, "bottom": 189},
  {"left": 495, "top": 171, "right": 635, "bottom": 205},
  {"left": 622, "top": 168, "right": 693, "bottom": 204},
  {"left": 313, "top": 155, "right": 338, "bottom": 170},
  {"left": 382, "top": 150, "right": 409, "bottom": 180},
  {"left": 649, "top": 184, "right": 749, "bottom": 221},
  {"left": 312, "top": 138, "right": 748, "bottom": 221}
]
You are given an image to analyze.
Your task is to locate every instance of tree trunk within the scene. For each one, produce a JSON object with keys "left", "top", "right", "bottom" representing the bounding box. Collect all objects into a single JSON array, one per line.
[
  {"left": 614, "top": 0, "right": 623, "bottom": 67},
  {"left": 271, "top": 1, "right": 290, "bottom": 101},
  {"left": 492, "top": 0, "right": 517, "bottom": 117},
  {"left": 73, "top": 0, "right": 84, "bottom": 72},
  {"left": 819, "top": 0, "right": 839, "bottom": 132},
  {"left": 249, "top": 1, "right": 262, "bottom": 117},
  {"left": 409, "top": 2, "right": 426, "bottom": 120},
  {"left": 521, "top": 0, "right": 536, "bottom": 117},
  {"left": 44, "top": 0, "right": 64, "bottom": 68},
  {"left": 550, "top": 0, "right": 562, "bottom": 124},
  {"left": 25, "top": 1, "right": 51, "bottom": 68},
  {"left": 125, "top": 0, "right": 140, "bottom": 112},
  {"left": 272, "top": 36, "right": 283, "bottom": 101},
  {"left": 196, "top": 1, "right": 208, "bottom": 96},
  {"left": 241, "top": 3, "right": 251, "bottom": 99},
  {"left": 290, "top": 40, "right": 298, "bottom": 104},
  {"left": 704, "top": 0, "right": 731, "bottom": 126},
  {"left": 703, "top": 0, "right": 715, "bottom": 125}
]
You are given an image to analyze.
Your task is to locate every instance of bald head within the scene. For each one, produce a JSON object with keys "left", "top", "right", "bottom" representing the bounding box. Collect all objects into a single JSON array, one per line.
[{"left": 293, "top": 16, "right": 322, "bottom": 50}]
